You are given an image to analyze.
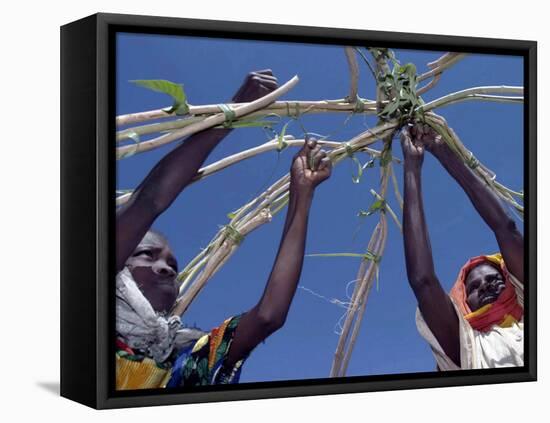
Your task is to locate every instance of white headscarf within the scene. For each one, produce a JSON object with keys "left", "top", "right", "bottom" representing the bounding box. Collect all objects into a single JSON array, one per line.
[{"left": 116, "top": 267, "right": 206, "bottom": 363}]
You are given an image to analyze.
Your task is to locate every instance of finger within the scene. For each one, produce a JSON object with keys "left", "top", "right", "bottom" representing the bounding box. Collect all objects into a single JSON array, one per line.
[
  {"left": 308, "top": 145, "right": 321, "bottom": 169},
  {"left": 312, "top": 149, "right": 327, "bottom": 169},
  {"left": 252, "top": 72, "right": 278, "bottom": 82},
  {"left": 254, "top": 69, "right": 274, "bottom": 76},
  {"left": 298, "top": 136, "right": 316, "bottom": 157},
  {"left": 252, "top": 76, "right": 278, "bottom": 86},
  {"left": 258, "top": 84, "right": 275, "bottom": 93},
  {"left": 305, "top": 144, "right": 320, "bottom": 170},
  {"left": 413, "top": 124, "right": 423, "bottom": 141},
  {"left": 422, "top": 123, "right": 431, "bottom": 135},
  {"left": 260, "top": 80, "right": 278, "bottom": 90},
  {"left": 318, "top": 156, "right": 332, "bottom": 171},
  {"left": 306, "top": 136, "right": 318, "bottom": 150},
  {"left": 400, "top": 127, "right": 411, "bottom": 143}
]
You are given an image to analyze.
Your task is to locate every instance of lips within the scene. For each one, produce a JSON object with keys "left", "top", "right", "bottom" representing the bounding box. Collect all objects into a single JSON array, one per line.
[
  {"left": 481, "top": 293, "right": 498, "bottom": 304},
  {"left": 156, "top": 279, "right": 176, "bottom": 287}
]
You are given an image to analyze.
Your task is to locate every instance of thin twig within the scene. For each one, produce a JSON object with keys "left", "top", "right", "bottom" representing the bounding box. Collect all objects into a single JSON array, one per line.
[{"left": 417, "top": 53, "right": 468, "bottom": 83}]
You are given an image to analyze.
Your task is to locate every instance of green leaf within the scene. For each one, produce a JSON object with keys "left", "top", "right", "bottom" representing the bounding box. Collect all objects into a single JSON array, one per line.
[
  {"left": 402, "top": 63, "right": 417, "bottom": 77},
  {"left": 358, "top": 198, "right": 386, "bottom": 217},
  {"left": 277, "top": 121, "right": 291, "bottom": 152},
  {"left": 394, "top": 63, "right": 416, "bottom": 77},
  {"left": 350, "top": 156, "right": 363, "bottom": 183},
  {"left": 363, "top": 158, "right": 376, "bottom": 169},
  {"left": 379, "top": 101, "right": 399, "bottom": 118},
  {"left": 131, "top": 79, "right": 189, "bottom": 115}
]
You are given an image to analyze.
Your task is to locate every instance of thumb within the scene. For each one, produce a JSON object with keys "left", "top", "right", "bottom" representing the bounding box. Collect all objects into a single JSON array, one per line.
[{"left": 400, "top": 126, "right": 412, "bottom": 143}]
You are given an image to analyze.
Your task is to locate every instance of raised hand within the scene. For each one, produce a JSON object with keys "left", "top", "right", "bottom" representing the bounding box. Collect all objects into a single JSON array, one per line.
[
  {"left": 411, "top": 123, "right": 444, "bottom": 153},
  {"left": 290, "top": 137, "right": 332, "bottom": 191},
  {"left": 231, "top": 69, "right": 279, "bottom": 103},
  {"left": 400, "top": 124, "right": 424, "bottom": 169}
]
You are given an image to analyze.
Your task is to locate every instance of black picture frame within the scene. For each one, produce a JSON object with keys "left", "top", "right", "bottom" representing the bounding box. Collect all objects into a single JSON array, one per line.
[{"left": 60, "top": 12, "right": 537, "bottom": 409}]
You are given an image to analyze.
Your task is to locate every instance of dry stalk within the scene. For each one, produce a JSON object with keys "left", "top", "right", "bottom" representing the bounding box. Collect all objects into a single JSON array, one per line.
[
  {"left": 117, "top": 98, "right": 378, "bottom": 133},
  {"left": 330, "top": 49, "right": 396, "bottom": 377},
  {"left": 344, "top": 46, "right": 359, "bottom": 102},
  {"left": 421, "top": 86, "right": 523, "bottom": 112},
  {"left": 115, "top": 135, "right": 399, "bottom": 207},
  {"left": 417, "top": 53, "right": 468, "bottom": 95},
  {"left": 167, "top": 121, "right": 398, "bottom": 320},
  {"left": 117, "top": 76, "right": 300, "bottom": 159},
  {"left": 425, "top": 112, "right": 523, "bottom": 214},
  {"left": 171, "top": 209, "right": 273, "bottom": 316},
  {"left": 330, "top": 165, "right": 391, "bottom": 377}
]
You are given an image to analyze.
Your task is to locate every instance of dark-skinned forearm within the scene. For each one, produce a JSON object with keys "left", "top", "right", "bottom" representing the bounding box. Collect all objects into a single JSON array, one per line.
[
  {"left": 432, "top": 144, "right": 524, "bottom": 281},
  {"left": 116, "top": 127, "right": 231, "bottom": 272},
  {"left": 131, "top": 127, "right": 232, "bottom": 213},
  {"left": 403, "top": 162, "right": 461, "bottom": 365},
  {"left": 224, "top": 186, "right": 313, "bottom": 366},
  {"left": 403, "top": 164, "right": 438, "bottom": 286},
  {"left": 256, "top": 186, "right": 313, "bottom": 325}
]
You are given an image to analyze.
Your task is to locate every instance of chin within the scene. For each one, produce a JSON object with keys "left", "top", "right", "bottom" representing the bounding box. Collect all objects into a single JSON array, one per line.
[{"left": 152, "top": 301, "right": 175, "bottom": 315}]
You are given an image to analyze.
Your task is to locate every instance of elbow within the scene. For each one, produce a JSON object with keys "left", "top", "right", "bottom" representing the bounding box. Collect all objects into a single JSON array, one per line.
[
  {"left": 255, "top": 308, "right": 286, "bottom": 337},
  {"left": 133, "top": 188, "right": 168, "bottom": 216},
  {"left": 494, "top": 215, "right": 519, "bottom": 235}
]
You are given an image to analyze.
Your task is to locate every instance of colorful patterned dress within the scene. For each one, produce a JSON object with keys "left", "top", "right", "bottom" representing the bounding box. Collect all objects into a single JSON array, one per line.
[{"left": 116, "top": 314, "right": 247, "bottom": 390}]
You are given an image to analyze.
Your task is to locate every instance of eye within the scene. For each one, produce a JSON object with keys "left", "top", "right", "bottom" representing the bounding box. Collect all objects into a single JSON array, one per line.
[
  {"left": 488, "top": 274, "right": 502, "bottom": 283},
  {"left": 467, "top": 281, "right": 480, "bottom": 295},
  {"left": 134, "top": 250, "right": 153, "bottom": 258}
]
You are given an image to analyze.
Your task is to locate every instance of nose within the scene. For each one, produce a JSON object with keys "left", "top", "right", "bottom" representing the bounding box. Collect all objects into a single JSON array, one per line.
[
  {"left": 479, "top": 278, "right": 497, "bottom": 296},
  {"left": 152, "top": 260, "right": 176, "bottom": 278}
]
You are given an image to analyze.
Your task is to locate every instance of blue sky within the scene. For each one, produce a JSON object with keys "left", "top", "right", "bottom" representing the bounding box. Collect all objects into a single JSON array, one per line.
[{"left": 116, "top": 32, "right": 523, "bottom": 383}]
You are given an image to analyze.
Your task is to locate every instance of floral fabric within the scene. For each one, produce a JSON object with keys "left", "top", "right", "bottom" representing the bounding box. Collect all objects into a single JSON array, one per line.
[{"left": 115, "top": 314, "right": 246, "bottom": 390}]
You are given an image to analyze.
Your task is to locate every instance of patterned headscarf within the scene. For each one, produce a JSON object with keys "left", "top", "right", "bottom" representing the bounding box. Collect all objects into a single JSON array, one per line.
[
  {"left": 116, "top": 267, "right": 206, "bottom": 363},
  {"left": 449, "top": 253, "right": 523, "bottom": 332}
]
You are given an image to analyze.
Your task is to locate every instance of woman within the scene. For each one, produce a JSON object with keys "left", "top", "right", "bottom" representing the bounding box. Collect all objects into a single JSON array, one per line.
[
  {"left": 115, "top": 69, "right": 332, "bottom": 389},
  {"left": 400, "top": 121, "right": 524, "bottom": 370}
]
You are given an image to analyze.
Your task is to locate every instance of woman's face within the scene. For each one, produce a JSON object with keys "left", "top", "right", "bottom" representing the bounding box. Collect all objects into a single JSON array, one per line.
[
  {"left": 125, "top": 231, "right": 179, "bottom": 314},
  {"left": 465, "top": 263, "right": 506, "bottom": 311}
]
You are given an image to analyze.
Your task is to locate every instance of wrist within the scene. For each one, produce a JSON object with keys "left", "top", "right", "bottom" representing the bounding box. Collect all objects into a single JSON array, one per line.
[
  {"left": 404, "top": 160, "right": 422, "bottom": 174},
  {"left": 290, "top": 183, "right": 315, "bottom": 202},
  {"left": 430, "top": 142, "right": 452, "bottom": 161}
]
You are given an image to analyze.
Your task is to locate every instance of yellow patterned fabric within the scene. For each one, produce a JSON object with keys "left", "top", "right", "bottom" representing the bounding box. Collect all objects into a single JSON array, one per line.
[
  {"left": 116, "top": 354, "right": 172, "bottom": 390},
  {"left": 115, "top": 314, "right": 246, "bottom": 390}
]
